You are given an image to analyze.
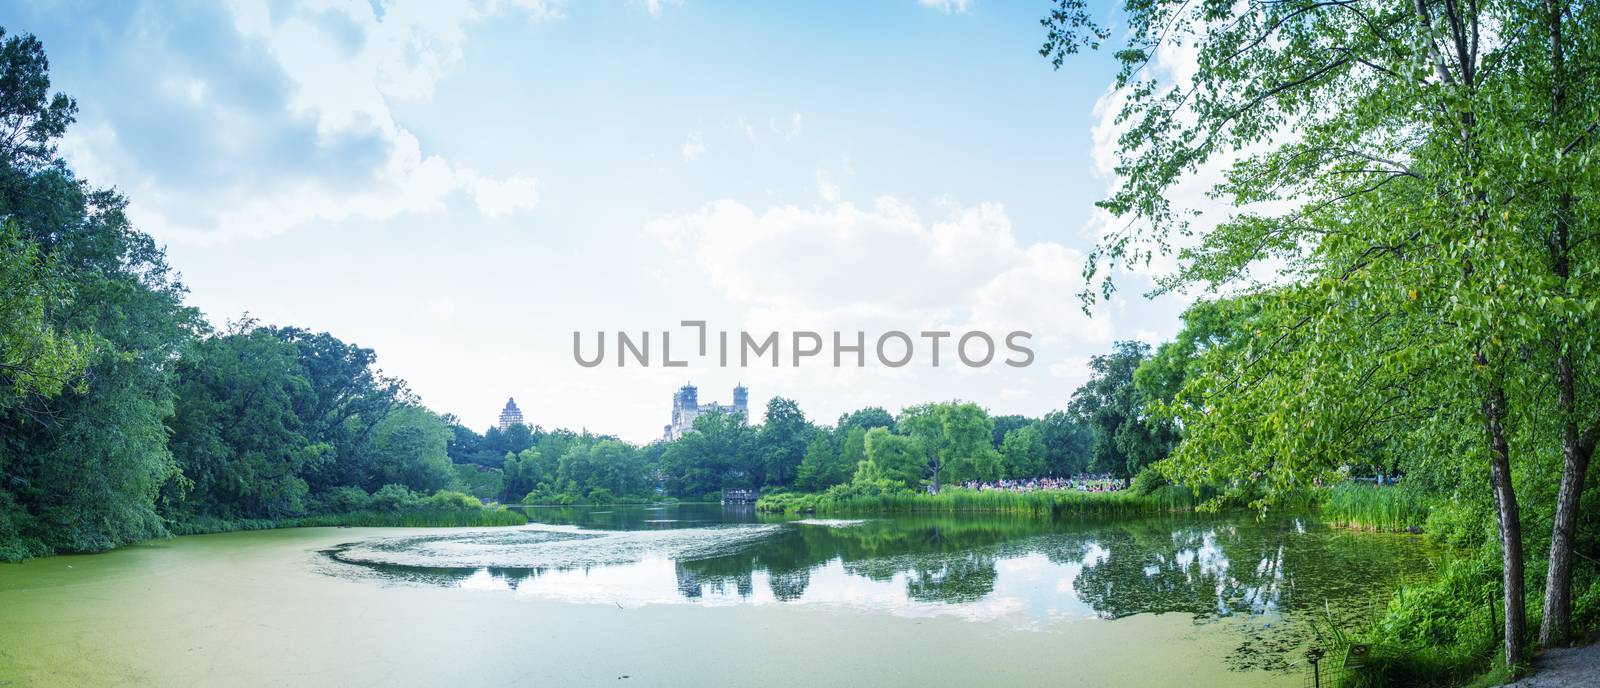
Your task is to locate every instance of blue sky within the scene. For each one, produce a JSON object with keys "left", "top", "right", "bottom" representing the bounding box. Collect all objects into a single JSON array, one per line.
[{"left": 9, "top": 0, "right": 1203, "bottom": 441}]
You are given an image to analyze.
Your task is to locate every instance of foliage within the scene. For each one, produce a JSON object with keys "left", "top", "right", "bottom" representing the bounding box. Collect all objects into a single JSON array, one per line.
[
  {"left": 1042, "top": 0, "right": 1600, "bottom": 663},
  {"left": 1068, "top": 341, "right": 1177, "bottom": 480},
  {"left": 451, "top": 463, "right": 503, "bottom": 502},
  {"left": 796, "top": 429, "right": 856, "bottom": 492},
  {"left": 757, "top": 396, "right": 814, "bottom": 486},
  {"left": 899, "top": 402, "right": 1003, "bottom": 487},
  {"left": 1129, "top": 465, "right": 1168, "bottom": 496},
  {"left": 1000, "top": 425, "right": 1047, "bottom": 478},
  {"left": 1036, "top": 409, "right": 1092, "bottom": 477},
  {"left": 0, "top": 29, "right": 197, "bottom": 558},
  {"left": 858, "top": 427, "right": 926, "bottom": 490}
]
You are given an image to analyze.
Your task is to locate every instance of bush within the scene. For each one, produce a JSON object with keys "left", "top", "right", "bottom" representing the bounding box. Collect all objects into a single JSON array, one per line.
[
  {"left": 1131, "top": 465, "right": 1168, "bottom": 496},
  {"left": 422, "top": 490, "right": 482, "bottom": 510},
  {"left": 1320, "top": 556, "right": 1502, "bottom": 687},
  {"left": 1423, "top": 500, "right": 1487, "bottom": 548},
  {"left": 368, "top": 484, "right": 422, "bottom": 512},
  {"left": 321, "top": 486, "right": 372, "bottom": 514}
]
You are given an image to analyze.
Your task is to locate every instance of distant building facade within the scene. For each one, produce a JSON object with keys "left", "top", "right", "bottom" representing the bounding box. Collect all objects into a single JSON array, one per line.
[
  {"left": 497, "top": 397, "right": 525, "bottom": 430},
  {"left": 663, "top": 383, "right": 748, "bottom": 440}
]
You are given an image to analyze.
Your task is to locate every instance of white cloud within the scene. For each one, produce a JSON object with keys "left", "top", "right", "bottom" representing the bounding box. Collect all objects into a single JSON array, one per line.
[
  {"left": 918, "top": 0, "right": 973, "bottom": 14},
  {"left": 59, "top": 0, "right": 555, "bottom": 242},
  {"left": 646, "top": 196, "right": 1113, "bottom": 350},
  {"left": 643, "top": 0, "right": 682, "bottom": 16},
  {"left": 681, "top": 131, "right": 706, "bottom": 160},
  {"left": 815, "top": 170, "right": 840, "bottom": 202},
  {"left": 466, "top": 172, "right": 541, "bottom": 217}
]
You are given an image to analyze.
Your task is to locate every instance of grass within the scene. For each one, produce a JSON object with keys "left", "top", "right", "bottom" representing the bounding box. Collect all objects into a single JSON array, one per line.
[
  {"left": 1321, "top": 482, "right": 1431, "bottom": 532},
  {"left": 166, "top": 507, "right": 527, "bottom": 535},
  {"left": 1308, "top": 555, "right": 1512, "bottom": 688},
  {"left": 758, "top": 484, "right": 1201, "bottom": 517}
]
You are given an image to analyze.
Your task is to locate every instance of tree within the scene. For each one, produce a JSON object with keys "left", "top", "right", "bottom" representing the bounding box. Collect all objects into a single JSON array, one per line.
[
  {"left": 0, "top": 220, "right": 87, "bottom": 408},
  {"left": 0, "top": 28, "right": 197, "bottom": 559},
  {"left": 369, "top": 406, "right": 455, "bottom": 494},
  {"left": 1037, "top": 410, "right": 1090, "bottom": 477},
  {"left": 1001, "top": 426, "right": 1047, "bottom": 479},
  {"left": 167, "top": 325, "right": 316, "bottom": 519},
  {"left": 1041, "top": 0, "right": 1600, "bottom": 659},
  {"left": 1068, "top": 342, "right": 1175, "bottom": 480},
  {"left": 858, "top": 428, "right": 926, "bottom": 490},
  {"left": 991, "top": 415, "right": 1032, "bottom": 448},
  {"left": 502, "top": 447, "right": 551, "bottom": 501},
  {"left": 796, "top": 432, "right": 838, "bottom": 492},
  {"left": 269, "top": 327, "right": 410, "bottom": 494},
  {"left": 838, "top": 406, "right": 895, "bottom": 434},
  {"left": 659, "top": 409, "right": 756, "bottom": 497},
  {"left": 758, "top": 396, "right": 813, "bottom": 487},
  {"left": 899, "top": 402, "right": 1001, "bottom": 488}
]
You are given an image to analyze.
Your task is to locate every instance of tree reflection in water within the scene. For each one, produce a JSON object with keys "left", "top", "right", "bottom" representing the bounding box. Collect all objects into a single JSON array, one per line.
[{"left": 325, "top": 506, "right": 1432, "bottom": 671}]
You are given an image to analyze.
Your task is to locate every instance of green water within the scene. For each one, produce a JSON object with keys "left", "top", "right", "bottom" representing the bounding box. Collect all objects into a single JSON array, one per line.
[{"left": 0, "top": 506, "right": 1435, "bottom": 686}]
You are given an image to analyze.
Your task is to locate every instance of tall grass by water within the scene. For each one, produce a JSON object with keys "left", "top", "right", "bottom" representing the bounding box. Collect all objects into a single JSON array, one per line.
[
  {"left": 1321, "top": 482, "right": 1430, "bottom": 532},
  {"left": 167, "top": 507, "right": 528, "bottom": 535},
  {"left": 759, "top": 485, "right": 1199, "bottom": 517}
]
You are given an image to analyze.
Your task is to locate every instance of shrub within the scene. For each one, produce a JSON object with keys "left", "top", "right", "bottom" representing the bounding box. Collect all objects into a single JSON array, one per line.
[
  {"left": 322, "top": 486, "right": 372, "bottom": 514},
  {"left": 422, "top": 490, "right": 482, "bottom": 510},
  {"left": 1131, "top": 465, "right": 1168, "bottom": 496},
  {"left": 368, "top": 484, "right": 422, "bottom": 512}
]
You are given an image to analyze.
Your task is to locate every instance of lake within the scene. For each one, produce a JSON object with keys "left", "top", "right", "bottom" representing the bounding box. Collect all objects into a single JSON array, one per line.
[{"left": 0, "top": 504, "right": 1435, "bottom": 686}]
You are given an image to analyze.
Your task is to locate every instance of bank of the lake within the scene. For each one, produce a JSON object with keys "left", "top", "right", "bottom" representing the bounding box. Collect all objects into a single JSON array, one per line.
[{"left": 755, "top": 484, "right": 1205, "bottom": 517}]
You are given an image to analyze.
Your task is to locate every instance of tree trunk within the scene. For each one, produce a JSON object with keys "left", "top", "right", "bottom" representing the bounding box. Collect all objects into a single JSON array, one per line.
[
  {"left": 1541, "top": 424, "right": 1592, "bottom": 646},
  {"left": 1484, "top": 386, "right": 1525, "bottom": 667}
]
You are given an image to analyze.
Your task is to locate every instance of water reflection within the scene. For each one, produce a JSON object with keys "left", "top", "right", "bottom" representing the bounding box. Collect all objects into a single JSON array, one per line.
[{"left": 322, "top": 505, "right": 1432, "bottom": 670}]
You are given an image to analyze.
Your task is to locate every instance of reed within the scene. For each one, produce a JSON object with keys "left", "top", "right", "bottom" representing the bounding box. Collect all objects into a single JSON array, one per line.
[
  {"left": 759, "top": 485, "right": 1199, "bottom": 517},
  {"left": 167, "top": 507, "right": 528, "bottom": 535},
  {"left": 1320, "top": 482, "right": 1430, "bottom": 532}
]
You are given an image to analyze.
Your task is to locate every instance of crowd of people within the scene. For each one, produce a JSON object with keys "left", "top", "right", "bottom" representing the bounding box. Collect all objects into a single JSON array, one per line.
[{"left": 956, "top": 475, "right": 1125, "bottom": 493}]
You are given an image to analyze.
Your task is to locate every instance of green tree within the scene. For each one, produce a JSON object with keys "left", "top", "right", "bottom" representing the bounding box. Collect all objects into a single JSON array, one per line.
[
  {"left": 837, "top": 406, "right": 895, "bottom": 434},
  {"left": 1001, "top": 425, "right": 1047, "bottom": 479},
  {"left": 796, "top": 432, "right": 839, "bottom": 492},
  {"left": 0, "top": 220, "right": 87, "bottom": 407},
  {"left": 990, "top": 414, "right": 1032, "bottom": 448},
  {"left": 858, "top": 428, "right": 926, "bottom": 490},
  {"left": 0, "top": 29, "right": 197, "bottom": 559},
  {"left": 369, "top": 406, "right": 455, "bottom": 494},
  {"left": 1041, "top": 0, "right": 1600, "bottom": 658},
  {"left": 1067, "top": 342, "right": 1175, "bottom": 480},
  {"left": 269, "top": 327, "right": 410, "bottom": 494},
  {"left": 166, "top": 324, "right": 316, "bottom": 519},
  {"left": 659, "top": 409, "right": 756, "bottom": 497},
  {"left": 899, "top": 402, "right": 1001, "bottom": 488},
  {"left": 1037, "top": 410, "right": 1090, "bottom": 477},
  {"left": 502, "top": 447, "right": 551, "bottom": 501},
  {"left": 758, "top": 396, "right": 813, "bottom": 487}
]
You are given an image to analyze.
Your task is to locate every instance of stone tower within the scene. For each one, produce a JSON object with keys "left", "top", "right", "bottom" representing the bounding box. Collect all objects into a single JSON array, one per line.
[
  {"left": 497, "top": 397, "right": 524, "bottom": 430},
  {"left": 663, "top": 383, "right": 749, "bottom": 441}
]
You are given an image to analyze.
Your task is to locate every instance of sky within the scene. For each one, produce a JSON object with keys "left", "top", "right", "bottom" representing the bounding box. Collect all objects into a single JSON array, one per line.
[{"left": 7, "top": 0, "right": 1215, "bottom": 442}]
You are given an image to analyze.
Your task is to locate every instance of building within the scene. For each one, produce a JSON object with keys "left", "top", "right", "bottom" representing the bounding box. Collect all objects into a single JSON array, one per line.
[
  {"left": 497, "top": 397, "right": 524, "bottom": 430},
  {"left": 662, "top": 383, "right": 748, "bottom": 440}
]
